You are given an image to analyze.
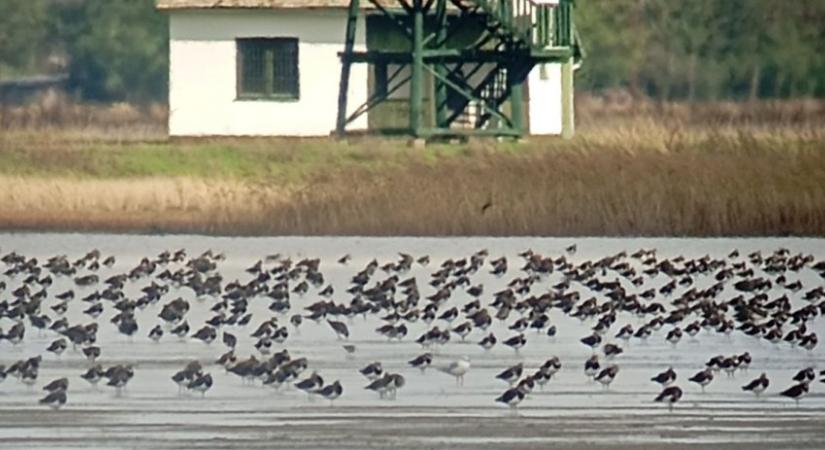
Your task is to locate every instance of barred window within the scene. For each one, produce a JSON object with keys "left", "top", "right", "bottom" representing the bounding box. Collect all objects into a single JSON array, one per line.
[{"left": 237, "top": 38, "right": 299, "bottom": 100}]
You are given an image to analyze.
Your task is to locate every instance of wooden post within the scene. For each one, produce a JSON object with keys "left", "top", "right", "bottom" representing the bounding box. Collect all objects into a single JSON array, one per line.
[
  {"left": 561, "top": 56, "right": 574, "bottom": 139},
  {"left": 509, "top": 65, "right": 524, "bottom": 136},
  {"left": 336, "top": 0, "right": 360, "bottom": 136},
  {"left": 560, "top": 0, "right": 574, "bottom": 139}
]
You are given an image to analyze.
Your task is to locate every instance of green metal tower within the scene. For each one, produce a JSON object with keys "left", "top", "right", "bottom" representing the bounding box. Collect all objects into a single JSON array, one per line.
[{"left": 335, "top": 0, "right": 582, "bottom": 139}]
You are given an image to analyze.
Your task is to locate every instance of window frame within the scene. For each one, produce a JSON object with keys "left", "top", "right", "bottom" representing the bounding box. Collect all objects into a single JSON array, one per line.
[{"left": 236, "top": 37, "right": 300, "bottom": 102}]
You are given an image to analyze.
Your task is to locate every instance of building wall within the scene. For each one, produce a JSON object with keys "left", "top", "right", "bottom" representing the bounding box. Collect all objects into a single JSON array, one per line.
[
  {"left": 527, "top": 62, "right": 563, "bottom": 135},
  {"left": 168, "top": 9, "right": 368, "bottom": 136}
]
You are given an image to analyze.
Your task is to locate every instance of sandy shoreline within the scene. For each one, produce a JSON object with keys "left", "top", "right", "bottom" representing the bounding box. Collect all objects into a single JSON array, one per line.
[{"left": 3, "top": 407, "right": 825, "bottom": 449}]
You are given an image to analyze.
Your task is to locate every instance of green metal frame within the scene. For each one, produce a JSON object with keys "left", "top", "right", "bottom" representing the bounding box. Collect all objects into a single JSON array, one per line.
[{"left": 336, "top": 0, "right": 581, "bottom": 139}]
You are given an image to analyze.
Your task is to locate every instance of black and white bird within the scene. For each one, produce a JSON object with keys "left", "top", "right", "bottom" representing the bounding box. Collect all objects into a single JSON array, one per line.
[
  {"left": 47, "top": 338, "right": 68, "bottom": 356},
  {"left": 496, "top": 363, "right": 524, "bottom": 385},
  {"left": 315, "top": 380, "right": 343, "bottom": 405},
  {"left": 171, "top": 321, "right": 190, "bottom": 339},
  {"left": 254, "top": 337, "right": 273, "bottom": 355},
  {"left": 531, "top": 368, "right": 551, "bottom": 388},
  {"left": 43, "top": 377, "right": 69, "bottom": 393},
  {"left": 509, "top": 318, "right": 529, "bottom": 333},
  {"left": 172, "top": 364, "right": 202, "bottom": 393},
  {"left": 665, "top": 328, "right": 683, "bottom": 345},
  {"left": 615, "top": 324, "right": 633, "bottom": 341},
  {"left": 595, "top": 365, "right": 619, "bottom": 389},
  {"left": 216, "top": 350, "right": 237, "bottom": 370},
  {"left": 478, "top": 332, "right": 497, "bottom": 350},
  {"left": 81, "top": 365, "right": 105, "bottom": 386},
  {"left": 603, "top": 343, "right": 623, "bottom": 358},
  {"left": 495, "top": 386, "right": 526, "bottom": 409},
  {"left": 737, "top": 352, "right": 752, "bottom": 371},
  {"left": 408, "top": 353, "right": 433, "bottom": 372},
  {"left": 654, "top": 385, "right": 683, "bottom": 411},
  {"left": 503, "top": 334, "right": 526, "bottom": 352},
  {"left": 584, "top": 355, "right": 601, "bottom": 379},
  {"left": 365, "top": 373, "right": 404, "bottom": 400},
  {"left": 799, "top": 333, "right": 818, "bottom": 351},
  {"left": 192, "top": 326, "right": 217, "bottom": 344},
  {"left": 779, "top": 382, "right": 809, "bottom": 406},
  {"left": 83, "top": 303, "right": 104, "bottom": 319},
  {"left": 82, "top": 346, "right": 101, "bottom": 362},
  {"left": 580, "top": 333, "right": 602, "bottom": 351},
  {"left": 651, "top": 367, "right": 677, "bottom": 386},
  {"left": 271, "top": 326, "right": 289, "bottom": 343},
  {"left": 327, "top": 320, "right": 350, "bottom": 339},
  {"left": 451, "top": 321, "right": 472, "bottom": 341},
  {"left": 742, "top": 373, "right": 769, "bottom": 396},
  {"left": 689, "top": 369, "right": 714, "bottom": 392},
  {"left": 148, "top": 325, "right": 164, "bottom": 342},
  {"left": 187, "top": 373, "right": 213, "bottom": 396},
  {"left": 295, "top": 372, "right": 324, "bottom": 397},
  {"left": 105, "top": 364, "right": 134, "bottom": 391},
  {"left": 541, "top": 357, "right": 562, "bottom": 377},
  {"left": 438, "top": 307, "right": 459, "bottom": 323},
  {"left": 360, "top": 362, "right": 383, "bottom": 381},
  {"left": 39, "top": 389, "right": 67, "bottom": 410},
  {"left": 793, "top": 367, "right": 816, "bottom": 383},
  {"left": 685, "top": 321, "right": 701, "bottom": 337}
]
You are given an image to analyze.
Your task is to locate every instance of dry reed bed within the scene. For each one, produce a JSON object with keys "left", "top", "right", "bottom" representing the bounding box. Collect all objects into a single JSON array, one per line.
[
  {"left": 269, "top": 139, "right": 825, "bottom": 236},
  {"left": 0, "top": 177, "right": 292, "bottom": 235}
]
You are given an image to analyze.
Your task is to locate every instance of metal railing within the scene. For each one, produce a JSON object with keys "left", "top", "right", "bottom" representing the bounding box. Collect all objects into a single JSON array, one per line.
[{"left": 456, "top": 0, "right": 574, "bottom": 48}]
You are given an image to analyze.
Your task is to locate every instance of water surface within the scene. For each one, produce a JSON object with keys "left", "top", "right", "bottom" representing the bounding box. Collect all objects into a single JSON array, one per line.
[{"left": 1, "top": 234, "right": 824, "bottom": 449}]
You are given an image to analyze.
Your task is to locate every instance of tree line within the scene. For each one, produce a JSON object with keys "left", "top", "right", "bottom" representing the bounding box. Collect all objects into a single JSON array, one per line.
[
  {"left": 577, "top": 0, "right": 825, "bottom": 100},
  {"left": 1, "top": 0, "right": 824, "bottom": 102}
]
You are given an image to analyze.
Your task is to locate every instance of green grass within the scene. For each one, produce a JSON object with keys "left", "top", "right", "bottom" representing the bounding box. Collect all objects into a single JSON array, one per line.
[{"left": 0, "top": 131, "right": 543, "bottom": 183}]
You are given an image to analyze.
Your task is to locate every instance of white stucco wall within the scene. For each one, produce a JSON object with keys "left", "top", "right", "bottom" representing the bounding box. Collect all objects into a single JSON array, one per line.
[
  {"left": 527, "top": 62, "right": 563, "bottom": 135},
  {"left": 168, "top": 9, "right": 368, "bottom": 136}
]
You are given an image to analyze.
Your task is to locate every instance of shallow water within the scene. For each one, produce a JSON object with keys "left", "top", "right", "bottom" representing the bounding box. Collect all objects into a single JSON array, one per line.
[{"left": 1, "top": 234, "right": 824, "bottom": 449}]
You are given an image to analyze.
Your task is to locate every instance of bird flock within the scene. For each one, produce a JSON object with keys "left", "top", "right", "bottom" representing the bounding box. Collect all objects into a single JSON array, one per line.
[{"left": 0, "top": 244, "right": 824, "bottom": 413}]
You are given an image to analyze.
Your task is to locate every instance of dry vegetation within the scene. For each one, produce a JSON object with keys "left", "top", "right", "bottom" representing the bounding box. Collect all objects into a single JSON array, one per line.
[{"left": 1, "top": 97, "right": 824, "bottom": 236}]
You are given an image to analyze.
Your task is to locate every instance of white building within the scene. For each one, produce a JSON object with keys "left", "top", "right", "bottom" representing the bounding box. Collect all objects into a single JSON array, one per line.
[{"left": 157, "top": 0, "right": 571, "bottom": 137}]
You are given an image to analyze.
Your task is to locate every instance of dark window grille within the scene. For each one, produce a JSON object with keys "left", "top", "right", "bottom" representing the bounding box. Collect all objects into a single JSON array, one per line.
[{"left": 237, "top": 38, "right": 299, "bottom": 100}]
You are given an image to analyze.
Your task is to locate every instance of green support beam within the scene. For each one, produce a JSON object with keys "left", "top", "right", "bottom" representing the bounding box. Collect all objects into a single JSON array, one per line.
[
  {"left": 409, "top": 0, "right": 424, "bottom": 136},
  {"left": 433, "top": 0, "right": 449, "bottom": 128},
  {"left": 340, "top": 48, "right": 572, "bottom": 64}
]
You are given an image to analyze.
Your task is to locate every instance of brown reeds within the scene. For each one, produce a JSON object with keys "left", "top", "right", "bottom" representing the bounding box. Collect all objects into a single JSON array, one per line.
[
  {"left": 0, "top": 98, "right": 823, "bottom": 236},
  {"left": 263, "top": 134, "right": 825, "bottom": 236}
]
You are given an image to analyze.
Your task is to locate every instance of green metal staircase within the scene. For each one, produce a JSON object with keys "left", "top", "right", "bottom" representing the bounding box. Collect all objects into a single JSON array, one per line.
[{"left": 336, "top": 0, "right": 582, "bottom": 138}]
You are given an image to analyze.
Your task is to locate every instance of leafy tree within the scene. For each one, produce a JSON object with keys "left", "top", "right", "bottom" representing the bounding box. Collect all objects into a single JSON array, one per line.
[
  {"left": 0, "top": 0, "right": 49, "bottom": 77},
  {"left": 54, "top": 0, "right": 168, "bottom": 102},
  {"left": 575, "top": 0, "right": 825, "bottom": 100}
]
